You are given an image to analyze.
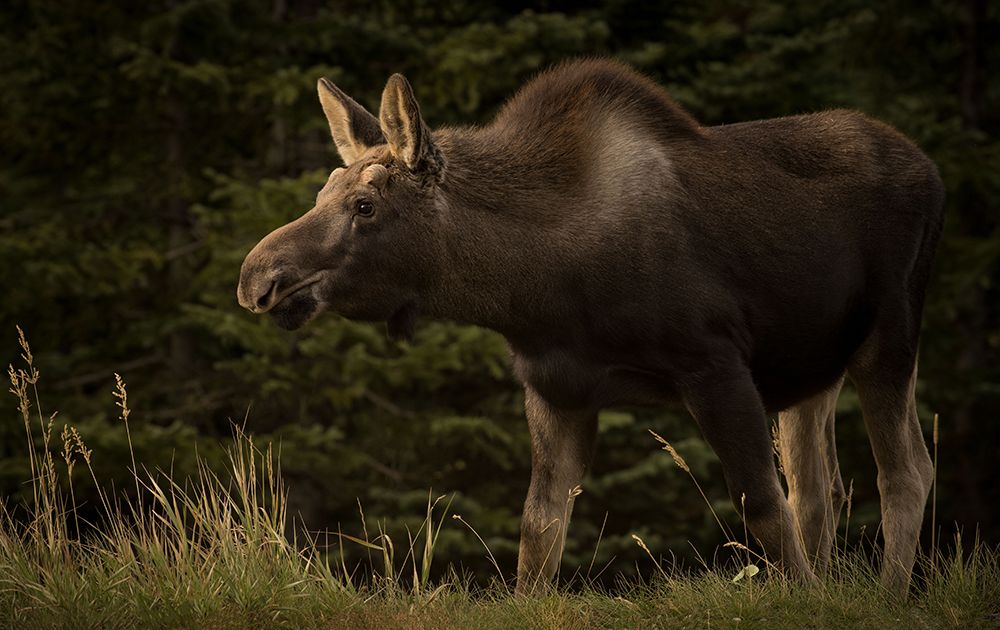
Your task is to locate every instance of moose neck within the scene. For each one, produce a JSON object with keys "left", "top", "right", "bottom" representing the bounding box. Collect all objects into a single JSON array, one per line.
[{"left": 422, "top": 127, "right": 582, "bottom": 343}]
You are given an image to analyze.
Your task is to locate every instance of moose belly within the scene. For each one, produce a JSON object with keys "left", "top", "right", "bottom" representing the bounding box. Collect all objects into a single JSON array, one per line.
[
  {"left": 750, "top": 302, "right": 875, "bottom": 411},
  {"left": 752, "top": 359, "right": 849, "bottom": 412},
  {"left": 509, "top": 281, "right": 875, "bottom": 412}
]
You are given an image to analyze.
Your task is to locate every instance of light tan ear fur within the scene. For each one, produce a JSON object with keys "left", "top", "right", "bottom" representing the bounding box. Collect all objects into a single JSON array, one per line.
[
  {"left": 379, "top": 74, "right": 445, "bottom": 179},
  {"left": 317, "top": 78, "right": 384, "bottom": 165}
]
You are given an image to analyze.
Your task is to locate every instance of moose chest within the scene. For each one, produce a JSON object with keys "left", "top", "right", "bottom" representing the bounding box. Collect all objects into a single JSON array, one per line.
[{"left": 509, "top": 344, "right": 674, "bottom": 410}]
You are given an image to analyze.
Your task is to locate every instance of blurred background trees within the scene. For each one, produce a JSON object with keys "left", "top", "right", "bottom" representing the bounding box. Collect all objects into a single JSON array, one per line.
[{"left": 2, "top": 0, "right": 997, "bottom": 583}]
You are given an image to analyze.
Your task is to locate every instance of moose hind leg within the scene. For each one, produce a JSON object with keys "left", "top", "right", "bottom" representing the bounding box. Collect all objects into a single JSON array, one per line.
[
  {"left": 682, "top": 366, "right": 816, "bottom": 582},
  {"left": 515, "top": 387, "right": 598, "bottom": 595},
  {"left": 849, "top": 334, "right": 932, "bottom": 596},
  {"left": 778, "top": 376, "right": 845, "bottom": 574}
]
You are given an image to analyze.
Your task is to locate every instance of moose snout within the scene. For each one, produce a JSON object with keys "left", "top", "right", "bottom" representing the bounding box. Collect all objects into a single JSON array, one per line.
[{"left": 237, "top": 266, "right": 284, "bottom": 314}]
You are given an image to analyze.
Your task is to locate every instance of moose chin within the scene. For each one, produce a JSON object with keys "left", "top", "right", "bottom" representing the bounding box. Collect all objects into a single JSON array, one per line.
[
  {"left": 268, "top": 290, "right": 320, "bottom": 331},
  {"left": 237, "top": 58, "right": 944, "bottom": 596}
]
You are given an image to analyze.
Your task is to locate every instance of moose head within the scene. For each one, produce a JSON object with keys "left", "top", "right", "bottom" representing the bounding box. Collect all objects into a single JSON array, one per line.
[{"left": 237, "top": 74, "right": 447, "bottom": 338}]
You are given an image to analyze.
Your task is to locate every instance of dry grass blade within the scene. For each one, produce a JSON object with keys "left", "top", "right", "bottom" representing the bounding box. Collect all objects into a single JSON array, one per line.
[
  {"left": 451, "top": 514, "right": 506, "bottom": 589},
  {"left": 631, "top": 533, "right": 669, "bottom": 581},
  {"left": 648, "top": 429, "right": 732, "bottom": 541}
]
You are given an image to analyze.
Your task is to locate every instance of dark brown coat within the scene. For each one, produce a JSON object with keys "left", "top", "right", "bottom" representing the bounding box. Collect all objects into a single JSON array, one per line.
[{"left": 238, "top": 59, "right": 944, "bottom": 594}]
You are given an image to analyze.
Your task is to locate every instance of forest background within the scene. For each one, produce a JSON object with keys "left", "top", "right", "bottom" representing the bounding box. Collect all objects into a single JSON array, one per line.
[{"left": 1, "top": 0, "right": 997, "bottom": 584}]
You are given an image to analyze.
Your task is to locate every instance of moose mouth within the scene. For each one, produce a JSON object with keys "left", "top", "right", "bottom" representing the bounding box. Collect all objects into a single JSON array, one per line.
[
  {"left": 269, "top": 283, "right": 320, "bottom": 330},
  {"left": 267, "top": 275, "right": 418, "bottom": 335}
]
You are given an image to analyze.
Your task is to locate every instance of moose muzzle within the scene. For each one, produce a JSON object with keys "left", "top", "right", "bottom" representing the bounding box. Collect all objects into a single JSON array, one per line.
[{"left": 237, "top": 267, "right": 282, "bottom": 314}]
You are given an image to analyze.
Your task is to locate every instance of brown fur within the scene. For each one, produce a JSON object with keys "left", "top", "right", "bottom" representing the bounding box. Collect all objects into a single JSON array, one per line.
[{"left": 238, "top": 58, "right": 944, "bottom": 595}]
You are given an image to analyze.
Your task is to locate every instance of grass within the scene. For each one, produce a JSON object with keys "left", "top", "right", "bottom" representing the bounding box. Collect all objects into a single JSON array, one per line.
[{"left": 2, "top": 328, "right": 999, "bottom": 629}]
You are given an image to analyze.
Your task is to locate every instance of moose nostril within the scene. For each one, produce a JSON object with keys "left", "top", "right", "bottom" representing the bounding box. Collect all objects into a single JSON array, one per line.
[{"left": 256, "top": 280, "right": 277, "bottom": 310}]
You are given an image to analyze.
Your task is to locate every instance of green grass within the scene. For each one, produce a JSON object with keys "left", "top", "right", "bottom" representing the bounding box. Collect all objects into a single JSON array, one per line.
[{"left": 3, "top": 329, "right": 998, "bottom": 629}]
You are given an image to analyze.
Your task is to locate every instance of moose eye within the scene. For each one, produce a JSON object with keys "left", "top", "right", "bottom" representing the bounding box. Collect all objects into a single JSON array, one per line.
[{"left": 356, "top": 200, "right": 375, "bottom": 218}]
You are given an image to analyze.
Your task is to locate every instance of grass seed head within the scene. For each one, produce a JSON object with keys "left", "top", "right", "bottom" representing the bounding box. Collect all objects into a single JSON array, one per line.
[
  {"left": 113, "top": 373, "right": 130, "bottom": 422},
  {"left": 771, "top": 421, "right": 784, "bottom": 474},
  {"left": 61, "top": 424, "right": 75, "bottom": 474},
  {"left": 649, "top": 430, "right": 690, "bottom": 472},
  {"left": 631, "top": 533, "right": 652, "bottom": 555}
]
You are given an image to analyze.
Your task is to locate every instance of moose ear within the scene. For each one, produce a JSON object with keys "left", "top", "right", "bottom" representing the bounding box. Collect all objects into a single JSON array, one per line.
[
  {"left": 317, "top": 78, "right": 385, "bottom": 165},
  {"left": 379, "top": 74, "right": 444, "bottom": 178}
]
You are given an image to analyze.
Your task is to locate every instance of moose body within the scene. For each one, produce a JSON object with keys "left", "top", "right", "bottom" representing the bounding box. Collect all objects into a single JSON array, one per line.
[{"left": 238, "top": 59, "right": 944, "bottom": 595}]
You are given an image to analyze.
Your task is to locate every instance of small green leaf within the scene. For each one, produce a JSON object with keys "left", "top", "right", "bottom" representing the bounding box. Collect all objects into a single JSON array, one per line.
[{"left": 732, "top": 564, "right": 759, "bottom": 583}]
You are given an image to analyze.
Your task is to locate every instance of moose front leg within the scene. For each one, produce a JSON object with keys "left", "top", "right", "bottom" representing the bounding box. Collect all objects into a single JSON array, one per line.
[
  {"left": 681, "top": 366, "right": 816, "bottom": 583},
  {"left": 515, "top": 386, "right": 598, "bottom": 595}
]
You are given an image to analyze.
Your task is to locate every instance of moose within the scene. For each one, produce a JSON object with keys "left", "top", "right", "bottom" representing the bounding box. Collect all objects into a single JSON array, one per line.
[{"left": 238, "top": 59, "right": 944, "bottom": 595}]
